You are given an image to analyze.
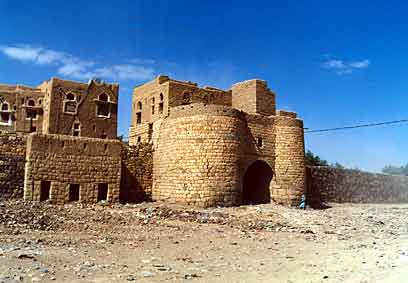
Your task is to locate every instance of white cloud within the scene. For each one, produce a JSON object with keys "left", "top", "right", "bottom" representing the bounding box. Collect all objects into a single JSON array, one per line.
[
  {"left": 349, "top": 59, "right": 370, "bottom": 69},
  {"left": 129, "top": 58, "right": 156, "bottom": 65},
  {"left": 0, "top": 44, "right": 155, "bottom": 82},
  {"left": 321, "top": 57, "right": 370, "bottom": 75},
  {"left": 93, "top": 65, "right": 154, "bottom": 81}
]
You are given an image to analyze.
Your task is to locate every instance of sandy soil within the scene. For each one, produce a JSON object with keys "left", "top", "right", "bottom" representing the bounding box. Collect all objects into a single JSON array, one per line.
[{"left": 0, "top": 201, "right": 407, "bottom": 283}]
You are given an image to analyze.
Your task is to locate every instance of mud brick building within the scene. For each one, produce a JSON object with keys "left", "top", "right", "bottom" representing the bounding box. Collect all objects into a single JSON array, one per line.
[
  {"left": 0, "top": 77, "right": 121, "bottom": 203},
  {"left": 24, "top": 134, "right": 121, "bottom": 204},
  {"left": 129, "top": 76, "right": 306, "bottom": 207},
  {"left": 0, "top": 75, "right": 307, "bottom": 207},
  {"left": 0, "top": 78, "right": 119, "bottom": 138},
  {"left": 0, "top": 84, "right": 45, "bottom": 134}
]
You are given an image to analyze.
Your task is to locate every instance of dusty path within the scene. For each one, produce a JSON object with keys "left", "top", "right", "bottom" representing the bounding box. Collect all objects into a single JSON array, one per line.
[{"left": 0, "top": 201, "right": 407, "bottom": 282}]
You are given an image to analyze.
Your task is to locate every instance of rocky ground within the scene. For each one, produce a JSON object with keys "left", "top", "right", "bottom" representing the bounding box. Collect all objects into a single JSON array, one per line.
[{"left": 0, "top": 200, "right": 407, "bottom": 283}]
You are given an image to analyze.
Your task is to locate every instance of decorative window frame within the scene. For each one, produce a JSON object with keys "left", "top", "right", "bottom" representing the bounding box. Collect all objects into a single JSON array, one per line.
[
  {"left": 95, "top": 93, "right": 112, "bottom": 119},
  {"left": 63, "top": 92, "right": 79, "bottom": 115},
  {"left": 0, "top": 101, "right": 12, "bottom": 126},
  {"left": 72, "top": 121, "right": 81, "bottom": 137}
]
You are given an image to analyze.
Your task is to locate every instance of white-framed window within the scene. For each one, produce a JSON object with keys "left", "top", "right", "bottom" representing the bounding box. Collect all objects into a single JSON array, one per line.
[
  {"left": 1, "top": 102, "right": 9, "bottom": 111},
  {"left": 98, "top": 93, "right": 109, "bottom": 102},
  {"left": 96, "top": 93, "right": 111, "bottom": 118},
  {"left": 26, "top": 110, "right": 37, "bottom": 120},
  {"left": 27, "top": 99, "right": 35, "bottom": 107},
  {"left": 0, "top": 102, "right": 11, "bottom": 126},
  {"left": 25, "top": 98, "right": 38, "bottom": 120},
  {"left": 72, "top": 121, "right": 81, "bottom": 136},
  {"left": 64, "top": 93, "right": 77, "bottom": 114}
]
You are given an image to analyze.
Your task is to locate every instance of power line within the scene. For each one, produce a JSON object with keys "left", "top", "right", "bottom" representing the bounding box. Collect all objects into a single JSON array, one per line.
[{"left": 304, "top": 119, "right": 408, "bottom": 133}]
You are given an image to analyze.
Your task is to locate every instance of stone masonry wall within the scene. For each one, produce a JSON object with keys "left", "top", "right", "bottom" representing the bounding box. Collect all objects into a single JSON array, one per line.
[
  {"left": 231, "top": 80, "right": 276, "bottom": 116},
  {"left": 24, "top": 134, "right": 122, "bottom": 204},
  {"left": 0, "top": 133, "right": 26, "bottom": 199},
  {"left": 273, "top": 115, "right": 306, "bottom": 206},
  {"left": 120, "top": 143, "right": 153, "bottom": 203},
  {"left": 306, "top": 166, "right": 408, "bottom": 205},
  {"left": 153, "top": 104, "right": 246, "bottom": 207}
]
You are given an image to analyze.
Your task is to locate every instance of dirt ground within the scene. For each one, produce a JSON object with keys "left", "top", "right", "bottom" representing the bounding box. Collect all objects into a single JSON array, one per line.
[{"left": 0, "top": 201, "right": 407, "bottom": 283}]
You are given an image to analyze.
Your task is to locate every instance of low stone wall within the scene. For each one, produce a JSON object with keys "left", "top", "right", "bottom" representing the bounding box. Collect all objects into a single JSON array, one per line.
[
  {"left": 120, "top": 143, "right": 153, "bottom": 203},
  {"left": 24, "top": 134, "right": 122, "bottom": 204},
  {"left": 0, "top": 133, "right": 26, "bottom": 199},
  {"left": 306, "top": 166, "right": 408, "bottom": 205}
]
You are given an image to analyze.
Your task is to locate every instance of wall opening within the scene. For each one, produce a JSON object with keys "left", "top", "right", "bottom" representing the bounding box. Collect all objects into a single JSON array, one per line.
[
  {"left": 242, "top": 160, "right": 272, "bottom": 205},
  {"left": 159, "top": 93, "right": 164, "bottom": 114},
  {"left": 97, "top": 103, "right": 110, "bottom": 118},
  {"left": 181, "top": 92, "right": 192, "bottom": 105},
  {"left": 40, "top": 181, "right": 51, "bottom": 201},
  {"left": 26, "top": 110, "right": 37, "bottom": 120},
  {"left": 148, "top": 123, "right": 153, "bottom": 141},
  {"left": 72, "top": 121, "right": 81, "bottom": 136},
  {"left": 0, "top": 113, "right": 10, "bottom": 125},
  {"left": 68, "top": 184, "right": 80, "bottom": 202},
  {"left": 151, "top": 97, "right": 155, "bottom": 115},
  {"left": 97, "top": 183, "right": 108, "bottom": 201},
  {"left": 257, "top": 137, "right": 263, "bottom": 148},
  {"left": 64, "top": 93, "right": 77, "bottom": 114}
]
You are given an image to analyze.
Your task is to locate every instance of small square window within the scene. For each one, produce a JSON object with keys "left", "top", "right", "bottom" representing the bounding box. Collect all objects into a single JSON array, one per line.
[
  {"left": 0, "top": 113, "right": 10, "bottom": 125},
  {"left": 136, "top": 112, "right": 142, "bottom": 124},
  {"left": 64, "top": 101, "right": 77, "bottom": 113},
  {"left": 26, "top": 110, "right": 37, "bottom": 120},
  {"left": 97, "top": 104, "right": 110, "bottom": 117},
  {"left": 257, "top": 137, "right": 263, "bottom": 148}
]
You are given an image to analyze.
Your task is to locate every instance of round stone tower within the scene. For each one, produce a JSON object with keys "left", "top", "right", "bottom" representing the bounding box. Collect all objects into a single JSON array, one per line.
[
  {"left": 273, "top": 111, "right": 306, "bottom": 205},
  {"left": 152, "top": 103, "right": 247, "bottom": 207}
]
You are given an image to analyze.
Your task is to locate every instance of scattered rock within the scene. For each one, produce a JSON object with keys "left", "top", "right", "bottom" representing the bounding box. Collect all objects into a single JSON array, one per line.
[
  {"left": 17, "top": 253, "right": 35, "bottom": 260},
  {"left": 141, "top": 271, "right": 154, "bottom": 277}
]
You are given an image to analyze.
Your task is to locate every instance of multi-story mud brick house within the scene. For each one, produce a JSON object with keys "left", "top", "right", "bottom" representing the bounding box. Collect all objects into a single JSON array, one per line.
[{"left": 0, "top": 75, "right": 306, "bottom": 207}]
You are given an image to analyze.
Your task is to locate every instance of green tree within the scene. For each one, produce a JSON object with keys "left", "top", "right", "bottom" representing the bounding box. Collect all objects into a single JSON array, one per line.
[
  {"left": 305, "top": 150, "right": 346, "bottom": 169},
  {"left": 333, "top": 162, "right": 345, "bottom": 169},
  {"left": 305, "top": 150, "right": 329, "bottom": 166}
]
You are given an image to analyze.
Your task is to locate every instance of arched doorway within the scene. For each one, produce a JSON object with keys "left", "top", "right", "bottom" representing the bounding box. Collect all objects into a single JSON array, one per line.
[{"left": 242, "top": 160, "right": 273, "bottom": 205}]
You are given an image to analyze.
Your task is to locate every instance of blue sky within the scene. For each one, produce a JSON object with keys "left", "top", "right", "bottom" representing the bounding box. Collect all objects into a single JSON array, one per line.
[{"left": 1, "top": 0, "right": 408, "bottom": 172}]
